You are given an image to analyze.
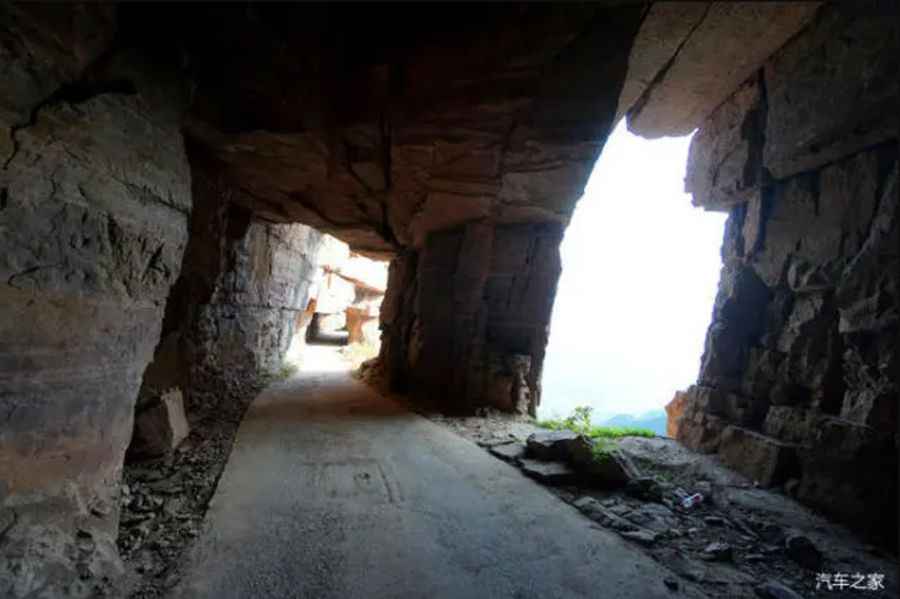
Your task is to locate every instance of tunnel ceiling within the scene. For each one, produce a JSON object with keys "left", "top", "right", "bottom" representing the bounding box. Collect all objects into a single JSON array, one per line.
[{"left": 122, "top": 2, "right": 819, "bottom": 257}]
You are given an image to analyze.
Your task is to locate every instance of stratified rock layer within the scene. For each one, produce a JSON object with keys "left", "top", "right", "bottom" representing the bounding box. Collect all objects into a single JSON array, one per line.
[
  {"left": 0, "top": 5, "right": 191, "bottom": 595},
  {"left": 141, "top": 166, "right": 323, "bottom": 414},
  {"left": 677, "top": 3, "right": 898, "bottom": 548},
  {"left": 627, "top": 2, "right": 821, "bottom": 137},
  {"left": 381, "top": 222, "right": 562, "bottom": 415}
]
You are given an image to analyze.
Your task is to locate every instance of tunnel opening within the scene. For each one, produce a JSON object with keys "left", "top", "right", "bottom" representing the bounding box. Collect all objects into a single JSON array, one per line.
[
  {"left": 286, "top": 235, "right": 388, "bottom": 375},
  {"left": 115, "top": 163, "right": 330, "bottom": 589},
  {"left": 1, "top": 3, "right": 897, "bottom": 598},
  {"left": 118, "top": 189, "right": 388, "bottom": 586},
  {"left": 539, "top": 122, "right": 727, "bottom": 434}
]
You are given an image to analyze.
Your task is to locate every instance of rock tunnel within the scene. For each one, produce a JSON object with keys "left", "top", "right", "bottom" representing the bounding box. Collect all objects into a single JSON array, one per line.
[{"left": 1, "top": 2, "right": 897, "bottom": 596}]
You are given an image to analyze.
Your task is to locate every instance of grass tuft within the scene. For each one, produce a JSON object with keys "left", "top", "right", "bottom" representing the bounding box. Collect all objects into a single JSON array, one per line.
[
  {"left": 537, "top": 405, "right": 656, "bottom": 441},
  {"left": 591, "top": 438, "right": 617, "bottom": 462},
  {"left": 589, "top": 426, "right": 656, "bottom": 439}
]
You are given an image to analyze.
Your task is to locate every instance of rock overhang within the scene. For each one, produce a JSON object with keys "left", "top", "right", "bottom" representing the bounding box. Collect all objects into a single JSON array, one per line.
[{"left": 159, "top": 2, "right": 823, "bottom": 256}]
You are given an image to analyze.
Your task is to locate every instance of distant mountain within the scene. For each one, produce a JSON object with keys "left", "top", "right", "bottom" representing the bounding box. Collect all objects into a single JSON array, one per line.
[{"left": 600, "top": 409, "right": 667, "bottom": 436}]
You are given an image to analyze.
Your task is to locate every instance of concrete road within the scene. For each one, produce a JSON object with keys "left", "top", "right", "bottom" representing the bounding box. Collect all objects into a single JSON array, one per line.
[{"left": 173, "top": 371, "right": 706, "bottom": 599}]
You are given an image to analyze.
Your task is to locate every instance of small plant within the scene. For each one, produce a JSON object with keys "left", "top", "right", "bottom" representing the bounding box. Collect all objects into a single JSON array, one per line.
[
  {"left": 564, "top": 405, "right": 594, "bottom": 435},
  {"left": 589, "top": 426, "right": 656, "bottom": 439},
  {"left": 590, "top": 438, "right": 616, "bottom": 463},
  {"left": 537, "top": 406, "right": 656, "bottom": 441},
  {"left": 537, "top": 405, "right": 593, "bottom": 434}
]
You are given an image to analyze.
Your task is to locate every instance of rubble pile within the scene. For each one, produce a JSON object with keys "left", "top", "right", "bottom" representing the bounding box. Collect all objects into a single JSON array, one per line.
[
  {"left": 427, "top": 412, "right": 897, "bottom": 599},
  {"left": 118, "top": 379, "right": 266, "bottom": 597}
]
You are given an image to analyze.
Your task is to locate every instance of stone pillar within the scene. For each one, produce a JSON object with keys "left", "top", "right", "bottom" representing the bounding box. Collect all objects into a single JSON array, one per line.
[
  {"left": 379, "top": 251, "right": 419, "bottom": 394},
  {"left": 379, "top": 221, "right": 562, "bottom": 415},
  {"left": 0, "top": 6, "right": 192, "bottom": 595}
]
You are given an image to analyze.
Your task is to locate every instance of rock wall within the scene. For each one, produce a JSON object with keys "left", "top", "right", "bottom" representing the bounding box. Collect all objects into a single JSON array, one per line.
[
  {"left": 676, "top": 4, "right": 898, "bottom": 547},
  {"left": 0, "top": 5, "right": 192, "bottom": 596},
  {"left": 380, "top": 222, "right": 562, "bottom": 415},
  {"left": 141, "top": 167, "right": 323, "bottom": 414},
  {"left": 1, "top": 3, "right": 896, "bottom": 594},
  {"left": 307, "top": 235, "right": 387, "bottom": 346}
]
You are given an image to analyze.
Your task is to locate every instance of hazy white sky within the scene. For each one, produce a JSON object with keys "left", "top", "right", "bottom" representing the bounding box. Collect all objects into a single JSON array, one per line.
[{"left": 538, "top": 122, "right": 727, "bottom": 422}]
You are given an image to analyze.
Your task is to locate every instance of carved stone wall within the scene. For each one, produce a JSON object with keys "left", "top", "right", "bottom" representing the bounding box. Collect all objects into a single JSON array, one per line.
[
  {"left": 141, "top": 168, "right": 323, "bottom": 414},
  {"left": 0, "top": 5, "right": 191, "bottom": 595},
  {"left": 380, "top": 222, "right": 562, "bottom": 415},
  {"left": 677, "top": 4, "right": 898, "bottom": 547}
]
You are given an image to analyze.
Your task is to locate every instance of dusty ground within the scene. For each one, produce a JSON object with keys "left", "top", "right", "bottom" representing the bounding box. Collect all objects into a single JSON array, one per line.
[
  {"left": 118, "top": 343, "right": 357, "bottom": 597},
  {"left": 423, "top": 411, "right": 898, "bottom": 599},
  {"left": 171, "top": 371, "right": 710, "bottom": 599},
  {"left": 119, "top": 348, "right": 896, "bottom": 599}
]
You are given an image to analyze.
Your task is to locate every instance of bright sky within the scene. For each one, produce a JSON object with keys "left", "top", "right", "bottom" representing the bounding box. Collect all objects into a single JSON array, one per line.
[{"left": 538, "top": 121, "right": 727, "bottom": 422}]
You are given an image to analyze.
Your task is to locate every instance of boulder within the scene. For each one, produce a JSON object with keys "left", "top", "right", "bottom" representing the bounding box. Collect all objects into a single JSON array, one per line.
[
  {"left": 488, "top": 442, "right": 527, "bottom": 463},
  {"left": 525, "top": 430, "right": 583, "bottom": 461},
  {"left": 524, "top": 432, "right": 638, "bottom": 488},
  {"left": 569, "top": 443, "right": 641, "bottom": 490},
  {"left": 129, "top": 389, "right": 190, "bottom": 459},
  {"left": 518, "top": 459, "right": 579, "bottom": 486}
]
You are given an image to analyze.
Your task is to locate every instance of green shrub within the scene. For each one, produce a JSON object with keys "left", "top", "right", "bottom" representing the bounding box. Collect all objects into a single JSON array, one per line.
[
  {"left": 538, "top": 405, "right": 593, "bottom": 434},
  {"left": 537, "top": 405, "right": 656, "bottom": 441},
  {"left": 590, "top": 438, "right": 617, "bottom": 463}
]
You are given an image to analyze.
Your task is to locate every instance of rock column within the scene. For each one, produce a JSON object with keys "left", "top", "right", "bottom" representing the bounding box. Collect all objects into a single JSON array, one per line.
[
  {"left": 380, "top": 221, "right": 562, "bottom": 415},
  {"left": 0, "top": 5, "right": 192, "bottom": 595}
]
